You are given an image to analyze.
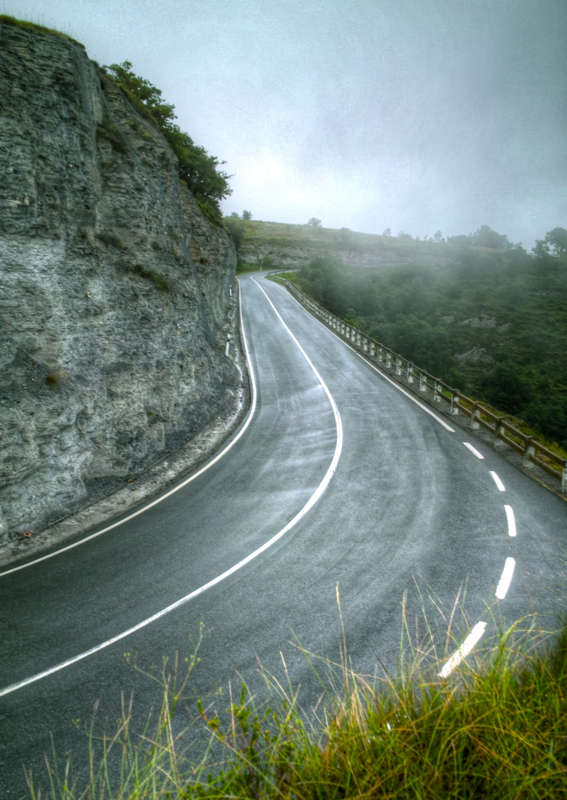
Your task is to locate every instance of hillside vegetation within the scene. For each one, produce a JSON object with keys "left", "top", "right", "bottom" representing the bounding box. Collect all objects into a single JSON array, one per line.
[{"left": 284, "top": 233, "right": 567, "bottom": 450}]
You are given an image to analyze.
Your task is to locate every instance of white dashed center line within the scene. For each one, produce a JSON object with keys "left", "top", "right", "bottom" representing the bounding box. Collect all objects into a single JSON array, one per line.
[
  {"left": 504, "top": 505, "right": 517, "bottom": 537},
  {"left": 463, "top": 442, "right": 484, "bottom": 459},
  {"left": 490, "top": 471, "right": 506, "bottom": 491},
  {"left": 495, "top": 557, "right": 516, "bottom": 599},
  {"left": 438, "top": 621, "right": 487, "bottom": 678}
]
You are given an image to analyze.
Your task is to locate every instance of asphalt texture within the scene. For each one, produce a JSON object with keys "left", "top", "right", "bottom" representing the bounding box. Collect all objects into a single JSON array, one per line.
[{"left": 1, "top": 272, "right": 566, "bottom": 798}]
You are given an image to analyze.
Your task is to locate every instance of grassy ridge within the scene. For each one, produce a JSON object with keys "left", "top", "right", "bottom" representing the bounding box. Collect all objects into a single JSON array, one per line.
[
  {"left": 0, "top": 14, "right": 85, "bottom": 47},
  {"left": 228, "top": 219, "right": 458, "bottom": 267}
]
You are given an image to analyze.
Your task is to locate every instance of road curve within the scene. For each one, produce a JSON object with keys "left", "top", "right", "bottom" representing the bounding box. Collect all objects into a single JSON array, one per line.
[{"left": 1, "top": 272, "right": 566, "bottom": 797}]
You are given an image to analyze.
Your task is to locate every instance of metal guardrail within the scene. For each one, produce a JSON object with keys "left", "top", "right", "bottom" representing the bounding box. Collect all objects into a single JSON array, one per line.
[{"left": 270, "top": 274, "right": 567, "bottom": 493}]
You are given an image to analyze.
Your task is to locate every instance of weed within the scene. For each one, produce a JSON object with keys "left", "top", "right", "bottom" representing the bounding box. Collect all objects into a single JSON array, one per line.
[
  {"left": 27, "top": 588, "right": 567, "bottom": 799},
  {"left": 96, "top": 232, "right": 123, "bottom": 249},
  {"left": 96, "top": 117, "right": 128, "bottom": 155},
  {"left": 129, "top": 264, "right": 170, "bottom": 292}
]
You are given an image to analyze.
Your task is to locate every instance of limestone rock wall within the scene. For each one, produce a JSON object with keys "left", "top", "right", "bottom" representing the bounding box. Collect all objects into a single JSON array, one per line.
[{"left": 0, "top": 23, "right": 239, "bottom": 541}]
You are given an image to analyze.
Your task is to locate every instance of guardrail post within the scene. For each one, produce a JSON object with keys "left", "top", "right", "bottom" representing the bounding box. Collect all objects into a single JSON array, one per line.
[
  {"left": 434, "top": 382, "right": 442, "bottom": 402},
  {"left": 377, "top": 346, "right": 384, "bottom": 362},
  {"left": 225, "top": 333, "right": 231, "bottom": 357},
  {"left": 395, "top": 357, "right": 402, "bottom": 375},
  {"left": 370, "top": 342, "right": 375, "bottom": 358},
  {"left": 471, "top": 403, "right": 480, "bottom": 429},
  {"left": 523, "top": 436, "right": 535, "bottom": 468},
  {"left": 493, "top": 417, "right": 505, "bottom": 446},
  {"left": 419, "top": 372, "right": 427, "bottom": 392},
  {"left": 386, "top": 351, "right": 392, "bottom": 369},
  {"left": 407, "top": 363, "right": 414, "bottom": 382},
  {"left": 450, "top": 393, "right": 459, "bottom": 414}
]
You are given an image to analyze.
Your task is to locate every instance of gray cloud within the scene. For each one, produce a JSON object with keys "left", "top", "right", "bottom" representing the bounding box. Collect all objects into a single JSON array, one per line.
[{"left": 3, "top": 0, "right": 566, "bottom": 244}]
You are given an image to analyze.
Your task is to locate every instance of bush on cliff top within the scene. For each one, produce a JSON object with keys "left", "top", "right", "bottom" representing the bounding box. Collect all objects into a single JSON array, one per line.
[{"left": 103, "top": 61, "right": 232, "bottom": 227}]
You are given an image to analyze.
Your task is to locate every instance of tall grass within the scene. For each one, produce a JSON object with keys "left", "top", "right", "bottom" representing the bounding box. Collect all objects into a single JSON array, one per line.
[{"left": 26, "top": 588, "right": 567, "bottom": 800}]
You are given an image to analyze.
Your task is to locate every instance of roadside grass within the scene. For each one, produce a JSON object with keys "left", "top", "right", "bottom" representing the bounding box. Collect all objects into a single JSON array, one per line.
[{"left": 27, "top": 591, "right": 567, "bottom": 800}]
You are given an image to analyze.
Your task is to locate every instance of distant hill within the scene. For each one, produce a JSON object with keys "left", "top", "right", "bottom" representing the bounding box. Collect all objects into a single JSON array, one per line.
[{"left": 227, "top": 219, "right": 462, "bottom": 271}]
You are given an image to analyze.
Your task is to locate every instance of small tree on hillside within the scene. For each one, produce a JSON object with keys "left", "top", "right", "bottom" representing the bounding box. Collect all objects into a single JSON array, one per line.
[
  {"left": 242, "top": 210, "right": 252, "bottom": 220},
  {"left": 544, "top": 227, "right": 567, "bottom": 257},
  {"left": 307, "top": 218, "right": 322, "bottom": 228}
]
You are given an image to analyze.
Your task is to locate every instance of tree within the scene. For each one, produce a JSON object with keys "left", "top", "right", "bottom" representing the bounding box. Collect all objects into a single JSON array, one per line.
[
  {"left": 229, "top": 211, "right": 240, "bottom": 219},
  {"left": 397, "top": 230, "right": 413, "bottom": 240},
  {"left": 382, "top": 228, "right": 392, "bottom": 236},
  {"left": 544, "top": 227, "right": 567, "bottom": 257},
  {"left": 242, "top": 210, "right": 252, "bottom": 220},
  {"left": 307, "top": 217, "right": 322, "bottom": 228},
  {"left": 433, "top": 230, "right": 443, "bottom": 243},
  {"left": 224, "top": 216, "right": 244, "bottom": 250},
  {"left": 471, "top": 224, "right": 510, "bottom": 249}
]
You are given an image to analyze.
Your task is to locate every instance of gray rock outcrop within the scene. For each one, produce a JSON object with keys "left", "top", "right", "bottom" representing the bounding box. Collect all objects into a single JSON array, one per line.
[{"left": 0, "top": 22, "right": 240, "bottom": 542}]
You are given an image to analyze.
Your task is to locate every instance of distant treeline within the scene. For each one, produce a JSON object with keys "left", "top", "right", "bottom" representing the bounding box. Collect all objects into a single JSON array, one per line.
[{"left": 293, "top": 228, "right": 567, "bottom": 448}]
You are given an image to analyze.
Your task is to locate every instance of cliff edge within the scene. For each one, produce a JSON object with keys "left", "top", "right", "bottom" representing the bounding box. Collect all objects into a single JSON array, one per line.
[{"left": 0, "top": 21, "right": 241, "bottom": 548}]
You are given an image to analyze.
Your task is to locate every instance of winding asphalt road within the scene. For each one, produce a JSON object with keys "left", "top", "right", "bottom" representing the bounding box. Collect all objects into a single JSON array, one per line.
[{"left": 1, "top": 273, "right": 566, "bottom": 797}]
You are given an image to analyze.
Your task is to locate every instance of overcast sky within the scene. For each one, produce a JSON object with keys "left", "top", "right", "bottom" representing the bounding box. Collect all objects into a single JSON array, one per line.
[{"left": 4, "top": 0, "right": 566, "bottom": 245}]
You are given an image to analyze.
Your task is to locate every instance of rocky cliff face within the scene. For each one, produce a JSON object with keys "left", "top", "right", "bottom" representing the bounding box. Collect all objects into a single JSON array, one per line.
[{"left": 0, "top": 22, "right": 239, "bottom": 543}]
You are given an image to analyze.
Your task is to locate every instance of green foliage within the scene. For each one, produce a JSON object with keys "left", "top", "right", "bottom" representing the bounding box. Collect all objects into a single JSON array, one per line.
[
  {"left": 96, "top": 118, "right": 128, "bottom": 155},
  {"left": 103, "top": 61, "right": 232, "bottom": 226},
  {"left": 533, "top": 226, "right": 567, "bottom": 258},
  {"left": 127, "top": 263, "right": 170, "bottom": 292},
  {"left": 223, "top": 217, "right": 244, "bottom": 251},
  {"left": 31, "top": 611, "right": 567, "bottom": 800},
  {"left": 242, "top": 210, "right": 253, "bottom": 220},
  {"left": 0, "top": 14, "right": 85, "bottom": 47},
  {"left": 307, "top": 217, "right": 322, "bottom": 228},
  {"left": 295, "top": 243, "right": 567, "bottom": 447}
]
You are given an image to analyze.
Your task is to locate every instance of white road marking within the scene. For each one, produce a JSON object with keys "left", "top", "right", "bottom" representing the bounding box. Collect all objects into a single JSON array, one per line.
[
  {"left": 271, "top": 281, "right": 455, "bottom": 433},
  {"left": 495, "top": 557, "right": 516, "bottom": 599},
  {"left": 463, "top": 442, "right": 484, "bottom": 459},
  {"left": 0, "top": 286, "right": 259, "bottom": 579},
  {"left": 504, "top": 505, "right": 517, "bottom": 537},
  {"left": 438, "top": 621, "right": 487, "bottom": 678},
  {"left": 490, "top": 471, "right": 506, "bottom": 492},
  {"left": 0, "top": 278, "right": 343, "bottom": 698}
]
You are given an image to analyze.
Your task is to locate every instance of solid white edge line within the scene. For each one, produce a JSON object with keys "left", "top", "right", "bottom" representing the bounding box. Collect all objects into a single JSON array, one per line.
[
  {"left": 504, "top": 505, "right": 517, "bottom": 537},
  {"left": 490, "top": 471, "right": 506, "bottom": 492},
  {"left": 438, "top": 621, "right": 487, "bottom": 678},
  {"left": 0, "top": 283, "right": 259, "bottom": 579},
  {"left": 269, "top": 280, "right": 455, "bottom": 433},
  {"left": 495, "top": 557, "right": 516, "bottom": 599},
  {"left": 463, "top": 442, "right": 484, "bottom": 460},
  {"left": 0, "top": 277, "right": 343, "bottom": 698}
]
